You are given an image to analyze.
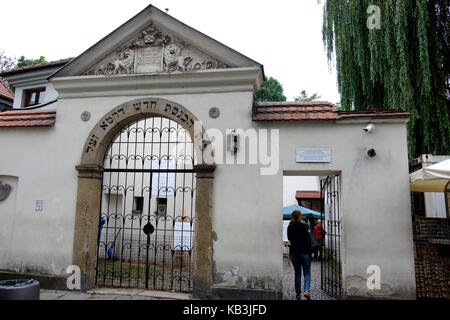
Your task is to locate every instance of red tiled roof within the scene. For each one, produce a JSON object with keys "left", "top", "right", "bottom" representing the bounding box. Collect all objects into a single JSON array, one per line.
[
  {"left": 252, "top": 101, "right": 410, "bottom": 121},
  {"left": 252, "top": 101, "right": 339, "bottom": 121},
  {"left": 0, "top": 79, "right": 14, "bottom": 100},
  {"left": 338, "top": 109, "right": 411, "bottom": 119},
  {"left": 0, "top": 58, "right": 74, "bottom": 75},
  {"left": 0, "top": 109, "right": 56, "bottom": 127},
  {"left": 296, "top": 191, "right": 321, "bottom": 199}
]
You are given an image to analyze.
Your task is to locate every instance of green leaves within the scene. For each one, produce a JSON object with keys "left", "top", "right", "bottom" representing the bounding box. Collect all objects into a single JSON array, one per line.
[
  {"left": 254, "top": 76, "right": 287, "bottom": 102},
  {"left": 322, "top": 0, "right": 450, "bottom": 158},
  {"left": 17, "top": 55, "right": 46, "bottom": 68},
  {"left": 294, "top": 90, "right": 322, "bottom": 101}
]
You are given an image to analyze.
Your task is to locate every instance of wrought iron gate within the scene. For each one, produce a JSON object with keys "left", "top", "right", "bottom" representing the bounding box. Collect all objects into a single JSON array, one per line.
[
  {"left": 95, "top": 117, "right": 196, "bottom": 292},
  {"left": 320, "top": 175, "right": 343, "bottom": 299}
]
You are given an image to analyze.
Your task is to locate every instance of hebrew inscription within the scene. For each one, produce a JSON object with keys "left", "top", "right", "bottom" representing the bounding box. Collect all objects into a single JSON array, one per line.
[{"left": 84, "top": 99, "right": 196, "bottom": 155}]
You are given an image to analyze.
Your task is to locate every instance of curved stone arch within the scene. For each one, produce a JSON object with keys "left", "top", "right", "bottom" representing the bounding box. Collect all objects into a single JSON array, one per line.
[
  {"left": 80, "top": 97, "right": 213, "bottom": 167},
  {"left": 73, "top": 97, "right": 215, "bottom": 298}
]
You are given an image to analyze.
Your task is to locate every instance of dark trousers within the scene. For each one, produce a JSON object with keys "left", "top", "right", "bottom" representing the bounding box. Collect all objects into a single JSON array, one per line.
[
  {"left": 289, "top": 253, "right": 311, "bottom": 295},
  {"left": 312, "top": 246, "right": 321, "bottom": 259}
]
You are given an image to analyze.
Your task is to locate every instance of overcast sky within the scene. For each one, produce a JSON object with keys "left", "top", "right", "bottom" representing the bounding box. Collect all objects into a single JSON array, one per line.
[{"left": 1, "top": 0, "right": 340, "bottom": 103}]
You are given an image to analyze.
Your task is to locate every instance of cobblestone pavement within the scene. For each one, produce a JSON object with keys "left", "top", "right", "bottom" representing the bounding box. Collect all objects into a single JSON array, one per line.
[
  {"left": 41, "top": 261, "right": 334, "bottom": 301},
  {"left": 282, "top": 258, "right": 335, "bottom": 300},
  {"left": 39, "top": 288, "right": 192, "bottom": 300}
]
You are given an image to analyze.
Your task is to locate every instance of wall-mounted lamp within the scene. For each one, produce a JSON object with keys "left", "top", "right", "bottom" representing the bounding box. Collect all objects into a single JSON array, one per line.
[
  {"left": 363, "top": 122, "right": 376, "bottom": 133},
  {"left": 227, "top": 130, "right": 239, "bottom": 154}
]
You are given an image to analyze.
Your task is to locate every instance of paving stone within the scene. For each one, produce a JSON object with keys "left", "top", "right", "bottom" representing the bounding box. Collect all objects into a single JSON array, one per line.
[
  {"left": 39, "top": 291, "right": 66, "bottom": 300},
  {"left": 54, "top": 293, "right": 91, "bottom": 300},
  {"left": 40, "top": 289, "right": 190, "bottom": 301},
  {"left": 282, "top": 259, "right": 335, "bottom": 300},
  {"left": 87, "top": 294, "right": 119, "bottom": 300},
  {"left": 137, "top": 290, "right": 191, "bottom": 300},
  {"left": 87, "top": 288, "right": 144, "bottom": 296},
  {"left": 114, "top": 295, "right": 155, "bottom": 300}
]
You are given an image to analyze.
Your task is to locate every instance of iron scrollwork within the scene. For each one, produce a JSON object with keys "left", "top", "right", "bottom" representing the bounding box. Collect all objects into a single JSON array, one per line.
[{"left": 95, "top": 117, "right": 196, "bottom": 292}]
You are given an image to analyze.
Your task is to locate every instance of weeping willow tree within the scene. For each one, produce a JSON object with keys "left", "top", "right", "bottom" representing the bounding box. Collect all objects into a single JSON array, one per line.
[{"left": 322, "top": 0, "right": 449, "bottom": 159}]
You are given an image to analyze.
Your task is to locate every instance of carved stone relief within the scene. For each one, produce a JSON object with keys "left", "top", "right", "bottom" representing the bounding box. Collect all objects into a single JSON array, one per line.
[
  {"left": 85, "top": 24, "right": 229, "bottom": 76},
  {"left": 0, "top": 181, "right": 12, "bottom": 201}
]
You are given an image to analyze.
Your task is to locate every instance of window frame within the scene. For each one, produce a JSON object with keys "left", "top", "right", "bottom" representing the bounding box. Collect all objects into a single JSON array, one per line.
[
  {"left": 24, "top": 87, "right": 46, "bottom": 107},
  {"left": 156, "top": 197, "right": 168, "bottom": 215},
  {"left": 132, "top": 196, "right": 144, "bottom": 215}
]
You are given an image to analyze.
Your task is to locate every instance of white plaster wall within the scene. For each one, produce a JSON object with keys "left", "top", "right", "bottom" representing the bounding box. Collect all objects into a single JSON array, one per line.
[
  {"left": 274, "top": 120, "right": 415, "bottom": 298},
  {"left": 0, "top": 175, "right": 18, "bottom": 268},
  {"left": 0, "top": 127, "right": 75, "bottom": 275},
  {"left": 283, "top": 176, "right": 320, "bottom": 207},
  {"left": 0, "top": 81, "right": 415, "bottom": 298}
]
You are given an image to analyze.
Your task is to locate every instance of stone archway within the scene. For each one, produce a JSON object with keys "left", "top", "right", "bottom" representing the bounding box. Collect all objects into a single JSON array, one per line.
[{"left": 73, "top": 97, "right": 215, "bottom": 298}]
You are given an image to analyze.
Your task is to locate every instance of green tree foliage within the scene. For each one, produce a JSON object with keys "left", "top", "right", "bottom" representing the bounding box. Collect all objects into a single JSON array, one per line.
[
  {"left": 322, "top": 0, "right": 450, "bottom": 158},
  {"left": 294, "top": 90, "right": 322, "bottom": 101},
  {"left": 255, "top": 76, "right": 287, "bottom": 102},
  {"left": 17, "top": 55, "right": 46, "bottom": 68}
]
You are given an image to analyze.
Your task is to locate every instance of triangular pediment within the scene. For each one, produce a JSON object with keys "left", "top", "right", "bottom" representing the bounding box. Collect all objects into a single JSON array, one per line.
[
  {"left": 85, "top": 23, "right": 230, "bottom": 76},
  {"left": 52, "top": 5, "right": 263, "bottom": 78}
]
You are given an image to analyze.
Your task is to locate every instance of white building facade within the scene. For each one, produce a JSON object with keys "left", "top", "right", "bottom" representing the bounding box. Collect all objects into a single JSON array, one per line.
[{"left": 0, "top": 5, "right": 416, "bottom": 299}]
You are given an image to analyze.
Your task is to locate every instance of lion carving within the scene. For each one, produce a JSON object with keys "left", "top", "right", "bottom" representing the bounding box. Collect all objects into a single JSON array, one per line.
[
  {"left": 110, "top": 49, "right": 135, "bottom": 75},
  {"left": 164, "top": 44, "right": 192, "bottom": 72}
]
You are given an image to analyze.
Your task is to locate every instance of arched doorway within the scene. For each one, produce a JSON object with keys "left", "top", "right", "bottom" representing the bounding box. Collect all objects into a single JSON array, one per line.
[
  {"left": 96, "top": 117, "right": 196, "bottom": 291},
  {"left": 73, "top": 98, "right": 215, "bottom": 297}
]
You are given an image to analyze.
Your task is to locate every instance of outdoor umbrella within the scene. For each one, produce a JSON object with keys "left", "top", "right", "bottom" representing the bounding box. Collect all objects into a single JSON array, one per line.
[
  {"left": 283, "top": 204, "right": 323, "bottom": 220},
  {"left": 409, "top": 159, "right": 450, "bottom": 193}
]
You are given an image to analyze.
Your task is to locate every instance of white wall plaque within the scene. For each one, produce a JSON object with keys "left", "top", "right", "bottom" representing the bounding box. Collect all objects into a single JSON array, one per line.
[
  {"left": 135, "top": 46, "right": 163, "bottom": 73},
  {"left": 296, "top": 148, "right": 331, "bottom": 163},
  {"left": 35, "top": 200, "right": 43, "bottom": 212}
]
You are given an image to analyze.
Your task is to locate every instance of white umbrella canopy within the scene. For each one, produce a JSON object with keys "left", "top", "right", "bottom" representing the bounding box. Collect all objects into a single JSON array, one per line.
[{"left": 410, "top": 159, "right": 450, "bottom": 192}]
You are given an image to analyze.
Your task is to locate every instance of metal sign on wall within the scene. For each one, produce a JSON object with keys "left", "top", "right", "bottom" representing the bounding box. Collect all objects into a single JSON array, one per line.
[{"left": 296, "top": 148, "right": 331, "bottom": 163}]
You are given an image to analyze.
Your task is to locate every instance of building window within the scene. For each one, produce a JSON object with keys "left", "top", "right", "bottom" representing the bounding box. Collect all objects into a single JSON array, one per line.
[
  {"left": 156, "top": 198, "right": 167, "bottom": 215},
  {"left": 24, "top": 88, "right": 46, "bottom": 107},
  {"left": 132, "top": 196, "right": 144, "bottom": 215}
]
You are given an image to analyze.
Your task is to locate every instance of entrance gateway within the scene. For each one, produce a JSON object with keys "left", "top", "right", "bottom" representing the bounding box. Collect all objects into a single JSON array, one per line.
[
  {"left": 73, "top": 98, "right": 215, "bottom": 296},
  {"left": 283, "top": 173, "right": 343, "bottom": 300},
  {"left": 320, "top": 175, "right": 342, "bottom": 299},
  {"left": 95, "top": 116, "right": 197, "bottom": 291}
]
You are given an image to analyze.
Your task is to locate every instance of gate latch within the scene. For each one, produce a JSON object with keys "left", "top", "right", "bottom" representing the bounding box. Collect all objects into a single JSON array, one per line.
[{"left": 143, "top": 222, "right": 155, "bottom": 235}]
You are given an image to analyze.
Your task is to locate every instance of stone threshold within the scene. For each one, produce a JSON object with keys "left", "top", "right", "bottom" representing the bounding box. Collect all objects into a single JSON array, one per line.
[{"left": 87, "top": 287, "right": 192, "bottom": 300}]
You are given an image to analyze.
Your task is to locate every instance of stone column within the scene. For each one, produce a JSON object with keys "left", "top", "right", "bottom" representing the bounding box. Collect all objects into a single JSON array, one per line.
[
  {"left": 192, "top": 164, "right": 216, "bottom": 299},
  {"left": 73, "top": 164, "right": 103, "bottom": 291}
]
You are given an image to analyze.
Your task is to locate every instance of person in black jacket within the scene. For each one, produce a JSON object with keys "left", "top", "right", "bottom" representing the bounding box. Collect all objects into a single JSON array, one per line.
[{"left": 287, "top": 210, "right": 312, "bottom": 300}]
